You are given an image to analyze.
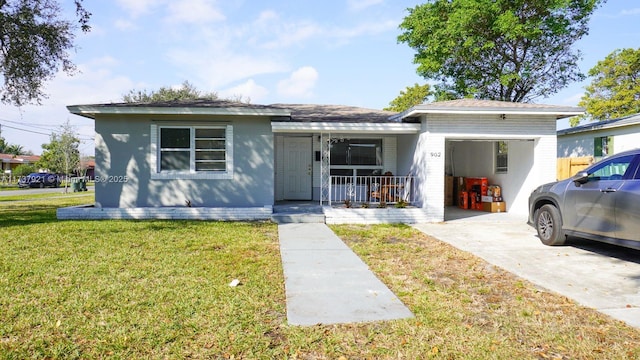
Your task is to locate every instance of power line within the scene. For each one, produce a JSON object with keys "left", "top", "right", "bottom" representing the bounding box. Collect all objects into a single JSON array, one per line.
[
  {"left": 0, "top": 122, "right": 94, "bottom": 141},
  {"left": 0, "top": 123, "right": 51, "bottom": 136}
]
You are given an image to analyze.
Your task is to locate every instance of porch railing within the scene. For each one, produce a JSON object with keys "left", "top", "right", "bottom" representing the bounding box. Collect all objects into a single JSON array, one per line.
[{"left": 329, "top": 175, "right": 414, "bottom": 206}]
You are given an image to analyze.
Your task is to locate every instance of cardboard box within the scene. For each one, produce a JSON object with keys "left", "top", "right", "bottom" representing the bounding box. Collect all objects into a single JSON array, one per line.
[
  {"left": 482, "top": 201, "right": 506, "bottom": 213},
  {"left": 481, "top": 196, "right": 493, "bottom": 203},
  {"left": 445, "top": 176, "right": 454, "bottom": 206}
]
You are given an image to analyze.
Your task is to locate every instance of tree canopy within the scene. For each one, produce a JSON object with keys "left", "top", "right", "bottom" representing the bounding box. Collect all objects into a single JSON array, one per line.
[
  {"left": 123, "top": 81, "right": 219, "bottom": 103},
  {"left": 0, "top": 0, "right": 91, "bottom": 106},
  {"left": 384, "top": 84, "right": 432, "bottom": 112},
  {"left": 38, "top": 120, "right": 80, "bottom": 178},
  {"left": 576, "top": 48, "right": 640, "bottom": 125},
  {"left": 0, "top": 136, "right": 25, "bottom": 155},
  {"left": 398, "top": 0, "right": 603, "bottom": 103}
]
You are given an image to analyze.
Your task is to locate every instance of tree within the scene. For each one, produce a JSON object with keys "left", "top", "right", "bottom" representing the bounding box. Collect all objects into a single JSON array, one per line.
[
  {"left": 38, "top": 120, "right": 80, "bottom": 191},
  {"left": 0, "top": 136, "right": 24, "bottom": 155},
  {"left": 384, "top": 84, "right": 432, "bottom": 112},
  {"left": 398, "top": 0, "right": 603, "bottom": 103},
  {"left": 575, "top": 48, "right": 640, "bottom": 125},
  {"left": 123, "top": 81, "right": 219, "bottom": 103},
  {"left": 12, "top": 163, "right": 36, "bottom": 177},
  {"left": 0, "top": 0, "right": 91, "bottom": 106}
]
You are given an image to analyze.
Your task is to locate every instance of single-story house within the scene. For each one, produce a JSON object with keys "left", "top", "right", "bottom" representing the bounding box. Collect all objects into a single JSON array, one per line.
[
  {"left": 59, "top": 98, "right": 582, "bottom": 223},
  {"left": 0, "top": 153, "right": 40, "bottom": 175},
  {"left": 558, "top": 113, "right": 640, "bottom": 160}
]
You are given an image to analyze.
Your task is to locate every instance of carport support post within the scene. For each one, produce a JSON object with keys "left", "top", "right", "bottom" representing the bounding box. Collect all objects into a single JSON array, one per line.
[{"left": 418, "top": 133, "right": 446, "bottom": 221}]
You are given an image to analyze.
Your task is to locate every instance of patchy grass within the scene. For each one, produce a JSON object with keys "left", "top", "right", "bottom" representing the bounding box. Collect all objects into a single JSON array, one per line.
[
  {"left": 1, "top": 196, "right": 640, "bottom": 359},
  {"left": 331, "top": 224, "right": 640, "bottom": 359},
  {"left": 0, "top": 191, "right": 91, "bottom": 202}
]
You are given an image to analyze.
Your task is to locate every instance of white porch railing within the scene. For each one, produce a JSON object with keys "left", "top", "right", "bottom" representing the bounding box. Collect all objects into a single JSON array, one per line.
[{"left": 329, "top": 175, "right": 414, "bottom": 206}]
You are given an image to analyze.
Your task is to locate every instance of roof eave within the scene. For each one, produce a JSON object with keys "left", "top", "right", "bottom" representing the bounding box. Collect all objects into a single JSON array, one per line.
[
  {"left": 271, "top": 122, "right": 421, "bottom": 134},
  {"left": 66, "top": 105, "right": 292, "bottom": 119},
  {"left": 392, "top": 107, "right": 584, "bottom": 121}
]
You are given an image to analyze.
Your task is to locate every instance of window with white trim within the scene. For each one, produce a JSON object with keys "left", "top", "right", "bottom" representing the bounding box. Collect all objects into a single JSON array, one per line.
[
  {"left": 329, "top": 138, "right": 383, "bottom": 177},
  {"left": 495, "top": 141, "right": 508, "bottom": 174},
  {"left": 151, "top": 124, "right": 233, "bottom": 179}
]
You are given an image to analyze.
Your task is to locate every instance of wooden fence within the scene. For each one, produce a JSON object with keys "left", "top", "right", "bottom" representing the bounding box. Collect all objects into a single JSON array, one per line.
[{"left": 557, "top": 156, "right": 594, "bottom": 180}]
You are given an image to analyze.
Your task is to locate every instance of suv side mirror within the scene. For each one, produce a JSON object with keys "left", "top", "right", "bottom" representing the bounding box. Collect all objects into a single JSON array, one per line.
[{"left": 572, "top": 171, "right": 589, "bottom": 185}]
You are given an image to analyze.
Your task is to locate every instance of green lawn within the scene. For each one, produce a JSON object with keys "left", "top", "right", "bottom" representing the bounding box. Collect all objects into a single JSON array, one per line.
[{"left": 1, "top": 194, "right": 640, "bottom": 359}]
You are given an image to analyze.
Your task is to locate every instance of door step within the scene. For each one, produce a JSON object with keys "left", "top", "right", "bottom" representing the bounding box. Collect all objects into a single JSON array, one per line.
[{"left": 271, "top": 213, "right": 326, "bottom": 224}]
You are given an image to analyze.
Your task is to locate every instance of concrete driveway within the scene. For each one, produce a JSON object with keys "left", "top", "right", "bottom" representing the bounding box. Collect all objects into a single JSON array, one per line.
[{"left": 413, "top": 207, "right": 640, "bottom": 329}]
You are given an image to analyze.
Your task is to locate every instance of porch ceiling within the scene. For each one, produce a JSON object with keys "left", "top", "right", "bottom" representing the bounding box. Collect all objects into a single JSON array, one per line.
[{"left": 271, "top": 122, "right": 421, "bottom": 134}]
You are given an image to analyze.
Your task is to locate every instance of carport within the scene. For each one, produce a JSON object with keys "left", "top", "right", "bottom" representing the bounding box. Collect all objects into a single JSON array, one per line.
[{"left": 394, "top": 99, "right": 583, "bottom": 220}]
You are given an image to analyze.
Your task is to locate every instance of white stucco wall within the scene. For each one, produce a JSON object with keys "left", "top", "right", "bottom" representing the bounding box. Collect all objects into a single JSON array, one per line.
[{"left": 410, "top": 113, "right": 558, "bottom": 220}]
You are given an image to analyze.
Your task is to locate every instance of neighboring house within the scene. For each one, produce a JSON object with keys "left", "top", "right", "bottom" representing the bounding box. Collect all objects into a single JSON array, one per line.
[
  {"left": 78, "top": 158, "right": 95, "bottom": 180},
  {"left": 60, "top": 99, "right": 581, "bottom": 222},
  {"left": 0, "top": 153, "right": 40, "bottom": 175},
  {"left": 558, "top": 113, "right": 640, "bottom": 160}
]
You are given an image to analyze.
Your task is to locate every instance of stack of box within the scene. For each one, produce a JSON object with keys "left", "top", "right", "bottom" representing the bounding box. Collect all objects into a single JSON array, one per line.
[
  {"left": 481, "top": 185, "right": 506, "bottom": 212},
  {"left": 465, "top": 177, "right": 488, "bottom": 211},
  {"left": 457, "top": 178, "right": 507, "bottom": 212}
]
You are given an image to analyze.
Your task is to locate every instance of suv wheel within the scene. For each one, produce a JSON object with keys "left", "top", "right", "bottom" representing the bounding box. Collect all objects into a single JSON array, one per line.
[{"left": 535, "top": 204, "right": 566, "bottom": 246}]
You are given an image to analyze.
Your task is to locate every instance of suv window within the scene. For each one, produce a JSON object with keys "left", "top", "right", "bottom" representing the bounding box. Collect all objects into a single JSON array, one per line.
[{"left": 587, "top": 155, "right": 636, "bottom": 181}]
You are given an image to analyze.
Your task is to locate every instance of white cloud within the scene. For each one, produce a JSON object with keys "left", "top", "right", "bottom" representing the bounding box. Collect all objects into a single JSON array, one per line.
[
  {"left": 115, "top": 0, "right": 161, "bottom": 18},
  {"left": 165, "top": 0, "right": 225, "bottom": 24},
  {"left": 261, "top": 21, "right": 323, "bottom": 49},
  {"left": 348, "top": 0, "right": 384, "bottom": 12},
  {"left": 220, "top": 79, "right": 269, "bottom": 103},
  {"left": 277, "top": 66, "right": 318, "bottom": 98},
  {"left": 247, "top": 9, "right": 395, "bottom": 50},
  {"left": 620, "top": 8, "right": 640, "bottom": 16},
  {"left": 166, "top": 47, "right": 288, "bottom": 89},
  {"left": 330, "top": 20, "right": 397, "bottom": 38},
  {"left": 114, "top": 19, "right": 136, "bottom": 31}
]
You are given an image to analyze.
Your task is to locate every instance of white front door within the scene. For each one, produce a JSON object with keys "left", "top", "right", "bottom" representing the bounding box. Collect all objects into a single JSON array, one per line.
[{"left": 284, "top": 137, "right": 312, "bottom": 200}]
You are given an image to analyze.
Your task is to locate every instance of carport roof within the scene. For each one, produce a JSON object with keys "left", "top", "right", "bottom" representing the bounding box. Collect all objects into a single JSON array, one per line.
[{"left": 392, "top": 99, "right": 584, "bottom": 121}]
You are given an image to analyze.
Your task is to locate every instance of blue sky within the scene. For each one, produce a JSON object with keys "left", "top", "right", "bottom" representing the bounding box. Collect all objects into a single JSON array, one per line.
[{"left": 0, "top": 0, "right": 638, "bottom": 156}]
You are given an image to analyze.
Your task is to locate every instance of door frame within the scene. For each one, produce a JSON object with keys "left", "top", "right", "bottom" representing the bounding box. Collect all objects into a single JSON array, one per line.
[{"left": 279, "top": 136, "right": 313, "bottom": 201}]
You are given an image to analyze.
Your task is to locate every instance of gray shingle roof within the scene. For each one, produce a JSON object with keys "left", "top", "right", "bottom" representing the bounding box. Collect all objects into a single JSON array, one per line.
[
  {"left": 410, "top": 98, "right": 583, "bottom": 112},
  {"left": 558, "top": 113, "right": 640, "bottom": 135},
  {"left": 67, "top": 100, "right": 399, "bottom": 123},
  {"left": 269, "top": 103, "right": 397, "bottom": 123},
  {"left": 84, "top": 99, "right": 278, "bottom": 110}
]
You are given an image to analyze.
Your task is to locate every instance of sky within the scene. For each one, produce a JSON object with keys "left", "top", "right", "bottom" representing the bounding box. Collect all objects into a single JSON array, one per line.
[{"left": 0, "top": 0, "right": 638, "bottom": 156}]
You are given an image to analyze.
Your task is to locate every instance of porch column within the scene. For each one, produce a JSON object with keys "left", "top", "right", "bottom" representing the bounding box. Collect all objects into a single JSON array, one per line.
[{"left": 320, "top": 132, "right": 331, "bottom": 205}]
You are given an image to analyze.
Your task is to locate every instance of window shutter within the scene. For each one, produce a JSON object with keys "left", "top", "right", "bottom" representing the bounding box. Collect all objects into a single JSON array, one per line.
[{"left": 594, "top": 137, "right": 603, "bottom": 157}]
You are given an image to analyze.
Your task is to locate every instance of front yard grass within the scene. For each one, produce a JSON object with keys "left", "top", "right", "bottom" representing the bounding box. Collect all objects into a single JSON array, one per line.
[{"left": 1, "top": 195, "right": 639, "bottom": 359}]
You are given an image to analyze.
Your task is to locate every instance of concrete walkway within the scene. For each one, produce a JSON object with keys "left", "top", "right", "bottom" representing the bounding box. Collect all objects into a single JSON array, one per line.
[{"left": 278, "top": 223, "right": 413, "bottom": 326}]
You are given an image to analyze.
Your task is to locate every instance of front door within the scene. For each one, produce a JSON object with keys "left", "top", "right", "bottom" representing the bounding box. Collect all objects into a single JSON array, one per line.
[{"left": 283, "top": 137, "right": 312, "bottom": 200}]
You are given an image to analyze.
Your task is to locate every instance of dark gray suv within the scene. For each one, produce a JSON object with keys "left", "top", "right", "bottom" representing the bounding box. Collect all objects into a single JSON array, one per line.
[{"left": 528, "top": 149, "right": 640, "bottom": 250}]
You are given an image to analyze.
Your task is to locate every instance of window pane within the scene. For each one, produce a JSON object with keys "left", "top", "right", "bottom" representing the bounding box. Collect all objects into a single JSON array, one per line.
[
  {"left": 590, "top": 155, "right": 634, "bottom": 180},
  {"left": 496, "top": 141, "right": 508, "bottom": 173},
  {"left": 330, "top": 139, "right": 382, "bottom": 166},
  {"left": 196, "top": 151, "right": 225, "bottom": 161},
  {"left": 196, "top": 162, "right": 226, "bottom": 171},
  {"left": 196, "top": 128, "right": 225, "bottom": 138},
  {"left": 350, "top": 140, "right": 382, "bottom": 165},
  {"left": 330, "top": 142, "right": 348, "bottom": 165},
  {"left": 196, "top": 139, "right": 225, "bottom": 149},
  {"left": 161, "top": 128, "right": 190, "bottom": 148},
  {"left": 161, "top": 151, "right": 190, "bottom": 170}
]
